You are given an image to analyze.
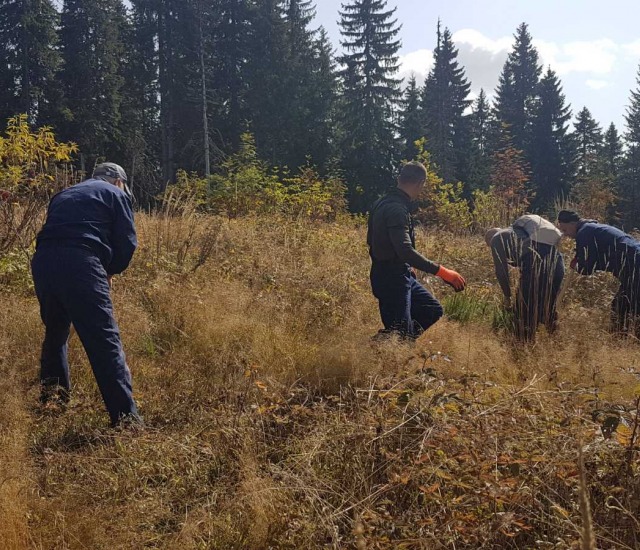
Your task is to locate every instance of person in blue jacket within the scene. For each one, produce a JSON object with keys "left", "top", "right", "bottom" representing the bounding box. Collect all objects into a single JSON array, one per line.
[
  {"left": 31, "top": 162, "right": 141, "bottom": 427},
  {"left": 557, "top": 209, "right": 640, "bottom": 335}
]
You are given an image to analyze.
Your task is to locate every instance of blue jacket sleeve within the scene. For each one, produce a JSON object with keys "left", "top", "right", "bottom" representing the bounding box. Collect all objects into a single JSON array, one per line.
[{"left": 108, "top": 193, "right": 137, "bottom": 275}]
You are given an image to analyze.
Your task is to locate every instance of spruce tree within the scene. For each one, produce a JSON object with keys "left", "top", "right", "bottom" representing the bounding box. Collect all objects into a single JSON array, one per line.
[
  {"left": 305, "top": 27, "right": 338, "bottom": 170},
  {"left": 494, "top": 23, "right": 542, "bottom": 156},
  {"left": 338, "top": 0, "right": 402, "bottom": 208},
  {"left": 399, "top": 75, "right": 423, "bottom": 160},
  {"left": 0, "top": 0, "right": 60, "bottom": 125},
  {"left": 573, "top": 106, "right": 603, "bottom": 178},
  {"left": 530, "top": 67, "right": 575, "bottom": 210},
  {"left": 421, "top": 22, "right": 472, "bottom": 184},
  {"left": 244, "top": 0, "right": 289, "bottom": 164},
  {"left": 620, "top": 67, "right": 640, "bottom": 227},
  {"left": 209, "top": 0, "right": 251, "bottom": 153},
  {"left": 468, "top": 89, "right": 493, "bottom": 190},
  {"left": 601, "top": 123, "right": 623, "bottom": 180},
  {"left": 58, "top": 0, "right": 129, "bottom": 169},
  {"left": 121, "top": 0, "right": 161, "bottom": 198}
]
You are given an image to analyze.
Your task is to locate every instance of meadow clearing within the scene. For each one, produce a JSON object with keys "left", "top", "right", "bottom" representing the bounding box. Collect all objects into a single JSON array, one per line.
[{"left": 1, "top": 201, "right": 639, "bottom": 549}]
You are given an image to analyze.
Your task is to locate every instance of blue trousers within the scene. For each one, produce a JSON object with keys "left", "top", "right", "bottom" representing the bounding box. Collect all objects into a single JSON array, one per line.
[
  {"left": 370, "top": 262, "right": 443, "bottom": 338},
  {"left": 31, "top": 246, "right": 138, "bottom": 425},
  {"left": 611, "top": 268, "right": 640, "bottom": 334}
]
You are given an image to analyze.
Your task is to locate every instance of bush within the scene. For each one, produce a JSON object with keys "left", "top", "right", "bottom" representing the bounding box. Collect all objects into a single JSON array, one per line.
[
  {"left": 0, "top": 115, "right": 77, "bottom": 258},
  {"left": 165, "top": 133, "right": 347, "bottom": 221}
]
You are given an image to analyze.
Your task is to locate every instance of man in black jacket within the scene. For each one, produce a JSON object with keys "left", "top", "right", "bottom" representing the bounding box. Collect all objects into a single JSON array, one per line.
[
  {"left": 31, "top": 162, "right": 141, "bottom": 427},
  {"left": 367, "top": 162, "right": 466, "bottom": 339}
]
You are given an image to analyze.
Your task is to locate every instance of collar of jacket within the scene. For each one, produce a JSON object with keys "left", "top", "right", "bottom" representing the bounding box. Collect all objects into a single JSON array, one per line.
[
  {"left": 577, "top": 219, "right": 598, "bottom": 232},
  {"left": 387, "top": 187, "right": 418, "bottom": 213}
]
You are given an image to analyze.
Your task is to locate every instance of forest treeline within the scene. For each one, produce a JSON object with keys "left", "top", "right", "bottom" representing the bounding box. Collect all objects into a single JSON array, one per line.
[{"left": 1, "top": 0, "right": 640, "bottom": 224}]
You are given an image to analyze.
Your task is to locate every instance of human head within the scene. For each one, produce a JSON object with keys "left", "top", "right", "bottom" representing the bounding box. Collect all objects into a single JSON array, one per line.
[
  {"left": 557, "top": 209, "right": 580, "bottom": 238},
  {"left": 397, "top": 161, "right": 427, "bottom": 200},
  {"left": 93, "top": 162, "right": 132, "bottom": 199},
  {"left": 484, "top": 227, "right": 501, "bottom": 247}
]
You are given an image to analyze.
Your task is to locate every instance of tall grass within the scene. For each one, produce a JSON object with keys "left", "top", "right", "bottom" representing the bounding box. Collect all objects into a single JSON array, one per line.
[{"left": 1, "top": 200, "right": 639, "bottom": 548}]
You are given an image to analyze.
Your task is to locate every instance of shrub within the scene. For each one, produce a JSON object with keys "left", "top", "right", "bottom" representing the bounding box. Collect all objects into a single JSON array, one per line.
[{"left": 0, "top": 115, "right": 77, "bottom": 258}]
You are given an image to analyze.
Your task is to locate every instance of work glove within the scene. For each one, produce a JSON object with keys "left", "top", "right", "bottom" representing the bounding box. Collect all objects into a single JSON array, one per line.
[{"left": 436, "top": 265, "right": 466, "bottom": 292}]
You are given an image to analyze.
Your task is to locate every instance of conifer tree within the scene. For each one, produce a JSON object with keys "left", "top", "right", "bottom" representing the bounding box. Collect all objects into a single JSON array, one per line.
[
  {"left": 121, "top": 0, "right": 161, "bottom": 197},
  {"left": 338, "top": 0, "right": 402, "bottom": 208},
  {"left": 573, "top": 106, "right": 603, "bottom": 178},
  {"left": 494, "top": 23, "right": 542, "bottom": 156},
  {"left": 279, "top": 1, "right": 337, "bottom": 170},
  {"left": 209, "top": 0, "right": 251, "bottom": 153},
  {"left": 530, "top": 67, "right": 575, "bottom": 209},
  {"left": 620, "top": 67, "right": 640, "bottom": 226},
  {"left": 0, "top": 0, "right": 60, "bottom": 125},
  {"left": 601, "top": 123, "right": 623, "bottom": 180},
  {"left": 58, "top": 0, "right": 129, "bottom": 168},
  {"left": 400, "top": 75, "right": 423, "bottom": 160},
  {"left": 244, "top": 0, "right": 289, "bottom": 164},
  {"left": 305, "top": 27, "right": 338, "bottom": 170},
  {"left": 421, "top": 22, "right": 472, "bottom": 184},
  {"left": 468, "top": 89, "right": 493, "bottom": 190}
]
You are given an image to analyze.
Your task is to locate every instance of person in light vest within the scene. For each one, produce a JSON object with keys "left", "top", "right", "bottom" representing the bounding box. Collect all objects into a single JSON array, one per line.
[
  {"left": 485, "top": 215, "right": 565, "bottom": 342},
  {"left": 31, "top": 162, "right": 141, "bottom": 428},
  {"left": 557, "top": 209, "right": 640, "bottom": 335},
  {"left": 367, "top": 162, "right": 466, "bottom": 340}
]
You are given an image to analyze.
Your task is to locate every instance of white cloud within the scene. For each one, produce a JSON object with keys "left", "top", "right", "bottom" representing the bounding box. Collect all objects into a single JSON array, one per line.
[
  {"left": 536, "top": 39, "right": 618, "bottom": 75},
  {"left": 450, "top": 29, "right": 512, "bottom": 93},
  {"left": 586, "top": 79, "right": 610, "bottom": 90},
  {"left": 623, "top": 40, "right": 640, "bottom": 58},
  {"left": 398, "top": 49, "right": 433, "bottom": 85}
]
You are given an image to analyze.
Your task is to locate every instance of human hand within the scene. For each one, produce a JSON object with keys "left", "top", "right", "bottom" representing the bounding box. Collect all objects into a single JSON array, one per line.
[{"left": 436, "top": 266, "right": 466, "bottom": 292}]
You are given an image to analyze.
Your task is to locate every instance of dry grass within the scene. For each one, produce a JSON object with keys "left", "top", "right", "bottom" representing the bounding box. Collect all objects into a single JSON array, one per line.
[{"left": 0, "top": 208, "right": 639, "bottom": 549}]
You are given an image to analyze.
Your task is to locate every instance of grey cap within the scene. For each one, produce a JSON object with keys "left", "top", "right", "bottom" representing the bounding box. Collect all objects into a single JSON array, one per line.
[
  {"left": 93, "top": 162, "right": 128, "bottom": 183},
  {"left": 93, "top": 162, "right": 133, "bottom": 200}
]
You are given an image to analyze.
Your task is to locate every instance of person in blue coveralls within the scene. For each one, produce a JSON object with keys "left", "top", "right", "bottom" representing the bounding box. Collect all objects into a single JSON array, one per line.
[
  {"left": 31, "top": 162, "right": 142, "bottom": 427},
  {"left": 557, "top": 209, "right": 640, "bottom": 336}
]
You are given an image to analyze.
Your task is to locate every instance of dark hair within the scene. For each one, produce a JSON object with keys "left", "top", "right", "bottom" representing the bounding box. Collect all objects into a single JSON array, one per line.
[
  {"left": 557, "top": 209, "right": 580, "bottom": 223},
  {"left": 399, "top": 161, "right": 428, "bottom": 184}
]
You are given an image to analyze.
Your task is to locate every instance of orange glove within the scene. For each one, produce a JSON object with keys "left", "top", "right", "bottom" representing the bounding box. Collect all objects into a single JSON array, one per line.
[{"left": 436, "top": 266, "right": 466, "bottom": 292}]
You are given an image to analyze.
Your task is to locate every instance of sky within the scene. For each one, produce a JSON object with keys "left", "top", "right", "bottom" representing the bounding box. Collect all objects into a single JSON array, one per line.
[{"left": 314, "top": 0, "right": 640, "bottom": 131}]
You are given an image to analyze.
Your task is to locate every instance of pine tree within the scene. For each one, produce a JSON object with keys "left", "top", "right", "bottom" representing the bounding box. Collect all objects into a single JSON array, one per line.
[
  {"left": 468, "top": 89, "right": 493, "bottom": 190},
  {"left": 494, "top": 23, "right": 542, "bottom": 156},
  {"left": 338, "top": 0, "right": 402, "bottom": 208},
  {"left": 573, "top": 106, "right": 603, "bottom": 178},
  {"left": 58, "top": 0, "right": 129, "bottom": 169},
  {"left": 121, "top": 0, "right": 161, "bottom": 198},
  {"left": 305, "top": 26, "right": 338, "bottom": 171},
  {"left": 620, "top": 67, "right": 640, "bottom": 227},
  {"left": 421, "top": 23, "right": 472, "bottom": 184},
  {"left": 601, "top": 123, "right": 623, "bottom": 180},
  {"left": 209, "top": 0, "right": 251, "bottom": 153},
  {"left": 0, "top": 0, "right": 61, "bottom": 125},
  {"left": 244, "top": 0, "right": 289, "bottom": 164},
  {"left": 530, "top": 67, "right": 575, "bottom": 210},
  {"left": 279, "top": 0, "right": 337, "bottom": 170},
  {"left": 399, "top": 75, "right": 423, "bottom": 160}
]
